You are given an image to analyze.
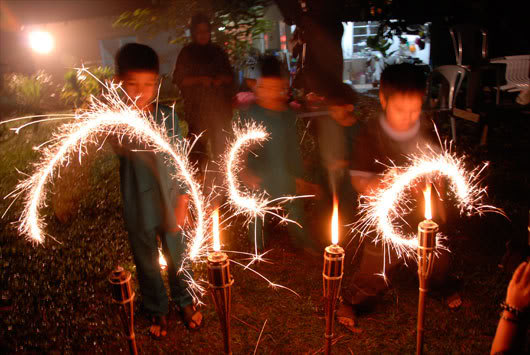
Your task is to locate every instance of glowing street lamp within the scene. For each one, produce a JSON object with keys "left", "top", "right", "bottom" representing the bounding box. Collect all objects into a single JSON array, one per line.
[{"left": 29, "top": 31, "right": 54, "bottom": 54}]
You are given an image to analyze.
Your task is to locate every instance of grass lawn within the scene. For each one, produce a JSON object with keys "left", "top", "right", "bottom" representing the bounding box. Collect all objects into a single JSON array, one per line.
[{"left": 0, "top": 99, "right": 529, "bottom": 353}]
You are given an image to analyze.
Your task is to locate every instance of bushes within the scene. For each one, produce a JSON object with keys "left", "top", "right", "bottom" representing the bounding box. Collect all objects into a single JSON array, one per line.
[
  {"left": 2, "top": 70, "right": 57, "bottom": 115},
  {"left": 60, "top": 66, "right": 114, "bottom": 107}
]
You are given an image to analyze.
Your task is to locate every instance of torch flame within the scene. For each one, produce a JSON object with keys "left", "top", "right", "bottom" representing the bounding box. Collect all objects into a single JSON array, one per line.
[
  {"left": 159, "top": 249, "right": 167, "bottom": 269},
  {"left": 423, "top": 184, "right": 432, "bottom": 220},
  {"left": 212, "top": 208, "right": 221, "bottom": 252},
  {"left": 331, "top": 197, "right": 339, "bottom": 245}
]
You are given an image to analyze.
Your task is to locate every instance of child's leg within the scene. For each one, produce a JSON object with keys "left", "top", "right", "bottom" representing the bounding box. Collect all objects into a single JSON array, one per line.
[
  {"left": 128, "top": 229, "right": 168, "bottom": 316},
  {"left": 343, "top": 240, "right": 400, "bottom": 308},
  {"left": 286, "top": 199, "right": 317, "bottom": 250},
  {"left": 162, "top": 231, "right": 193, "bottom": 308}
]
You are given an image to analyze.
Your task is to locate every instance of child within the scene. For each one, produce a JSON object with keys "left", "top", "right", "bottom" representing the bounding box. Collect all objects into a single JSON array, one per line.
[
  {"left": 315, "top": 83, "right": 359, "bottom": 242},
  {"left": 338, "top": 63, "right": 459, "bottom": 329},
  {"left": 112, "top": 43, "right": 202, "bottom": 338},
  {"left": 241, "top": 55, "right": 318, "bottom": 252}
]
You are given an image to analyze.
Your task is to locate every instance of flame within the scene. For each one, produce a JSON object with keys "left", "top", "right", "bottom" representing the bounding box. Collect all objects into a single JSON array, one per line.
[
  {"left": 331, "top": 197, "right": 339, "bottom": 245},
  {"left": 212, "top": 208, "right": 221, "bottom": 252},
  {"left": 159, "top": 249, "right": 167, "bottom": 269},
  {"left": 423, "top": 183, "right": 432, "bottom": 220}
]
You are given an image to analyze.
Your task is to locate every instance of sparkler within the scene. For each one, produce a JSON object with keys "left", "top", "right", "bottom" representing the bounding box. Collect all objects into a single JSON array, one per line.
[
  {"left": 8, "top": 80, "right": 208, "bottom": 262},
  {"left": 223, "top": 121, "right": 312, "bottom": 258},
  {"left": 4, "top": 77, "right": 212, "bottom": 303},
  {"left": 208, "top": 209, "right": 233, "bottom": 354},
  {"left": 322, "top": 198, "right": 345, "bottom": 355},
  {"left": 354, "top": 147, "right": 503, "bottom": 267}
]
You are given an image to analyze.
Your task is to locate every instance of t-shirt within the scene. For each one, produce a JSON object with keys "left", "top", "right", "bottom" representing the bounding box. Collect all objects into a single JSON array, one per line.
[
  {"left": 243, "top": 104, "right": 303, "bottom": 197},
  {"left": 114, "top": 105, "right": 184, "bottom": 233},
  {"left": 350, "top": 114, "right": 435, "bottom": 179}
]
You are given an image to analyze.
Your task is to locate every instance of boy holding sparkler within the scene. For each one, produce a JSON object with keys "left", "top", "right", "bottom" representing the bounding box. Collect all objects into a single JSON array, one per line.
[
  {"left": 112, "top": 43, "right": 202, "bottom": 338},
  {"left": 241, "top": 55, "right": 318, "bottom": 252},
  {"left": 338, "top": 63, "right": 459, "bottom": 329}
]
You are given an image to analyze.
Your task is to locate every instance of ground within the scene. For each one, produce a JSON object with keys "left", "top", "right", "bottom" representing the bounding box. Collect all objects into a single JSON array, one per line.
[{"left": 0, "top": 94, "right": 529, "bottom": 353}]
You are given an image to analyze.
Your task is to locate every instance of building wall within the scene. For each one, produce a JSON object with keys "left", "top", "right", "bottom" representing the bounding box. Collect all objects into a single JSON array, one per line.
[{"left": 7, "top": 15, "right": 179, "bottom": 82}]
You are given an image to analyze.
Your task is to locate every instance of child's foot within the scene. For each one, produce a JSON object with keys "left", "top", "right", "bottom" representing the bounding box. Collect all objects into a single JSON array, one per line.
[
  {"left": 149, "top": 315, "right": 167, "bottom": 339},
  {"left": 446, "top": 291, "right": 462, "bottom": 309},
  {"left": 336, "top": 302, "right": 361, "bottom": 333},
  {"left": 179, "top": 304, "right": 203, "bottom": 331}
]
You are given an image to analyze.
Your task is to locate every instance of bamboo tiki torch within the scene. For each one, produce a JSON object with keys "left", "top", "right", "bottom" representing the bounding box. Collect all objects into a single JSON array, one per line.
[
  {"left": 416, "top": 184, "right": 438, "bottom": 355},
  {"left": 208, "top": 209, "right": 234, "bottom": 354},
  {"left": 323, "top": 198, "right": 345, "bottom": 355},
  {"left": 109, "top": 266, "right": 137, "bottom": 355}
]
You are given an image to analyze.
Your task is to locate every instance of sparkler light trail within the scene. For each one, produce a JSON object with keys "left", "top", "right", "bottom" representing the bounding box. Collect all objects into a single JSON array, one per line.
[
  {"left": 222, "top": 121, "right": 313, "bottom": 262},
  {"left": 224, "top": 121, "right": 312, "bottom": 223},
  {"left": 8, "top": 80, "right": 208, "bottom": 264},
  {"left": 224, "top": 121, "right": 269, "bottom": 219},
  {"left": 354, "top": 146, "right": 503, "bottom": 261}
]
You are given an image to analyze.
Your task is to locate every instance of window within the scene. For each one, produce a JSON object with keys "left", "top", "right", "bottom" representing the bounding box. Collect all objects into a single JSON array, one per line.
[{"left": 352, "top": 21, "right": 379, "bottom": 54}]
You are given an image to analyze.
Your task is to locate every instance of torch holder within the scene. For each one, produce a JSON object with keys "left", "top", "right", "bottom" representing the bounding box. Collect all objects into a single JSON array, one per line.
[
  {"left": 208, "top": 252, "right": 234, "bottom": 354},
  {"left": 108, "top": 266, "right": 137, "bottom": 355},
  {"left": 322, "top": 244, "right": 345, "bottom": 355},
  {"left": 416, "top": 220, "right": 438, "bottom": 355}
]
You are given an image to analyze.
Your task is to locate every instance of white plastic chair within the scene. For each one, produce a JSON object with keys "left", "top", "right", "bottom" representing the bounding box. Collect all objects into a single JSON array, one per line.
[
  {"left": 449, "top": 24, "right": 501, "bottom": 106},
  {"left": 490, "top": 55, "right": 530, "bottom": 93},
  {"left": 427, "top": 65, "right": 466, "bottom": 142},
  {"left": 449, "top": 25, "right": 488, "bottom": 67}
]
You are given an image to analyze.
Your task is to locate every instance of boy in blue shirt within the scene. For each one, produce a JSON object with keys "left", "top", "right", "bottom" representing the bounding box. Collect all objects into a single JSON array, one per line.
[
  {"left": 241, "top": 55, "right": 318, "bottom": 252},
  {"left": 112, "top": 43, "right": 202, "bottom": 338}
]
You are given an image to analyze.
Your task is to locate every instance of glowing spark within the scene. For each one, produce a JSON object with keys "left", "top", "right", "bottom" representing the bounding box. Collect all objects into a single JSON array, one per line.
[
  {"left": 354, "top": 146, "right": 503, "bottom": 261},
  {"left": 331, "top": 197, "right": 339, "bottom": 245}
]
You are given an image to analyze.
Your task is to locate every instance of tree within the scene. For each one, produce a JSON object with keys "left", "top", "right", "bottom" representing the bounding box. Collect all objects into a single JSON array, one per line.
[{"left": 113, "top": 0, "right": 272, "bottom": 66}]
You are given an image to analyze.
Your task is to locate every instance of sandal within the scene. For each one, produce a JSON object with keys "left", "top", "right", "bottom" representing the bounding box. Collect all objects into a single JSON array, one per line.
[
  {"left": 336, "top": 302, "right": 360, "bottom": 333},
  {"left": 446, "top": 291, "right": 462, "bottom": 310},
  {"left": 179, "top": 304, "right": 203, "bottom": 331},
  {"left": 149, "top": 315, "right": 167, "bottom": 340}
]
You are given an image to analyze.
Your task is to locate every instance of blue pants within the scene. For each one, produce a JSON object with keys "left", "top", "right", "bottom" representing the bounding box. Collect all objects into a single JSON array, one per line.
[{"left": 127, "top": 228, "right": 193, "bottom": 316}]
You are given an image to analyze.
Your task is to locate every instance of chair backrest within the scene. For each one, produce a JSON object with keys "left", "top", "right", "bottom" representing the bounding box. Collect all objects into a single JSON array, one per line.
[
  {"left": 428, "top": 65, "right": 466, "bottom": 109},
  {"left": 449, "top": 24, "right": 488, "bottom": 66},
  {"left": 492, "top": 55, "right": 530, "bottom": 89}
]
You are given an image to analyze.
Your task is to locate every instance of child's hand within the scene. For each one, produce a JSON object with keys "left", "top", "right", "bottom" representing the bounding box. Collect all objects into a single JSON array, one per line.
[{"left": 506, "top": 261, "right": 530, "bottom": 310}]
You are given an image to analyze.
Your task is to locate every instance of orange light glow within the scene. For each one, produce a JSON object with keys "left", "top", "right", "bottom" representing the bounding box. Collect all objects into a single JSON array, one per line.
[
  {"left": 212, "top": 208, "right": 221, "bottom": 251},
  {"left": 423, "top": 184, "right": 432, "bottom": 220},
  {"left": 159, "top": 249, "right": 167, "bottom": 269},
  {"left": 332, "top": 197, "right": 339, "bottom": 245}
]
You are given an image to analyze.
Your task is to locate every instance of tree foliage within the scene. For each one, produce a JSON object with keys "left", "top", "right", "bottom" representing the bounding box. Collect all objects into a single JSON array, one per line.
[{"left": 113, "top": 0, "right": 273, "bottom": 66}]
